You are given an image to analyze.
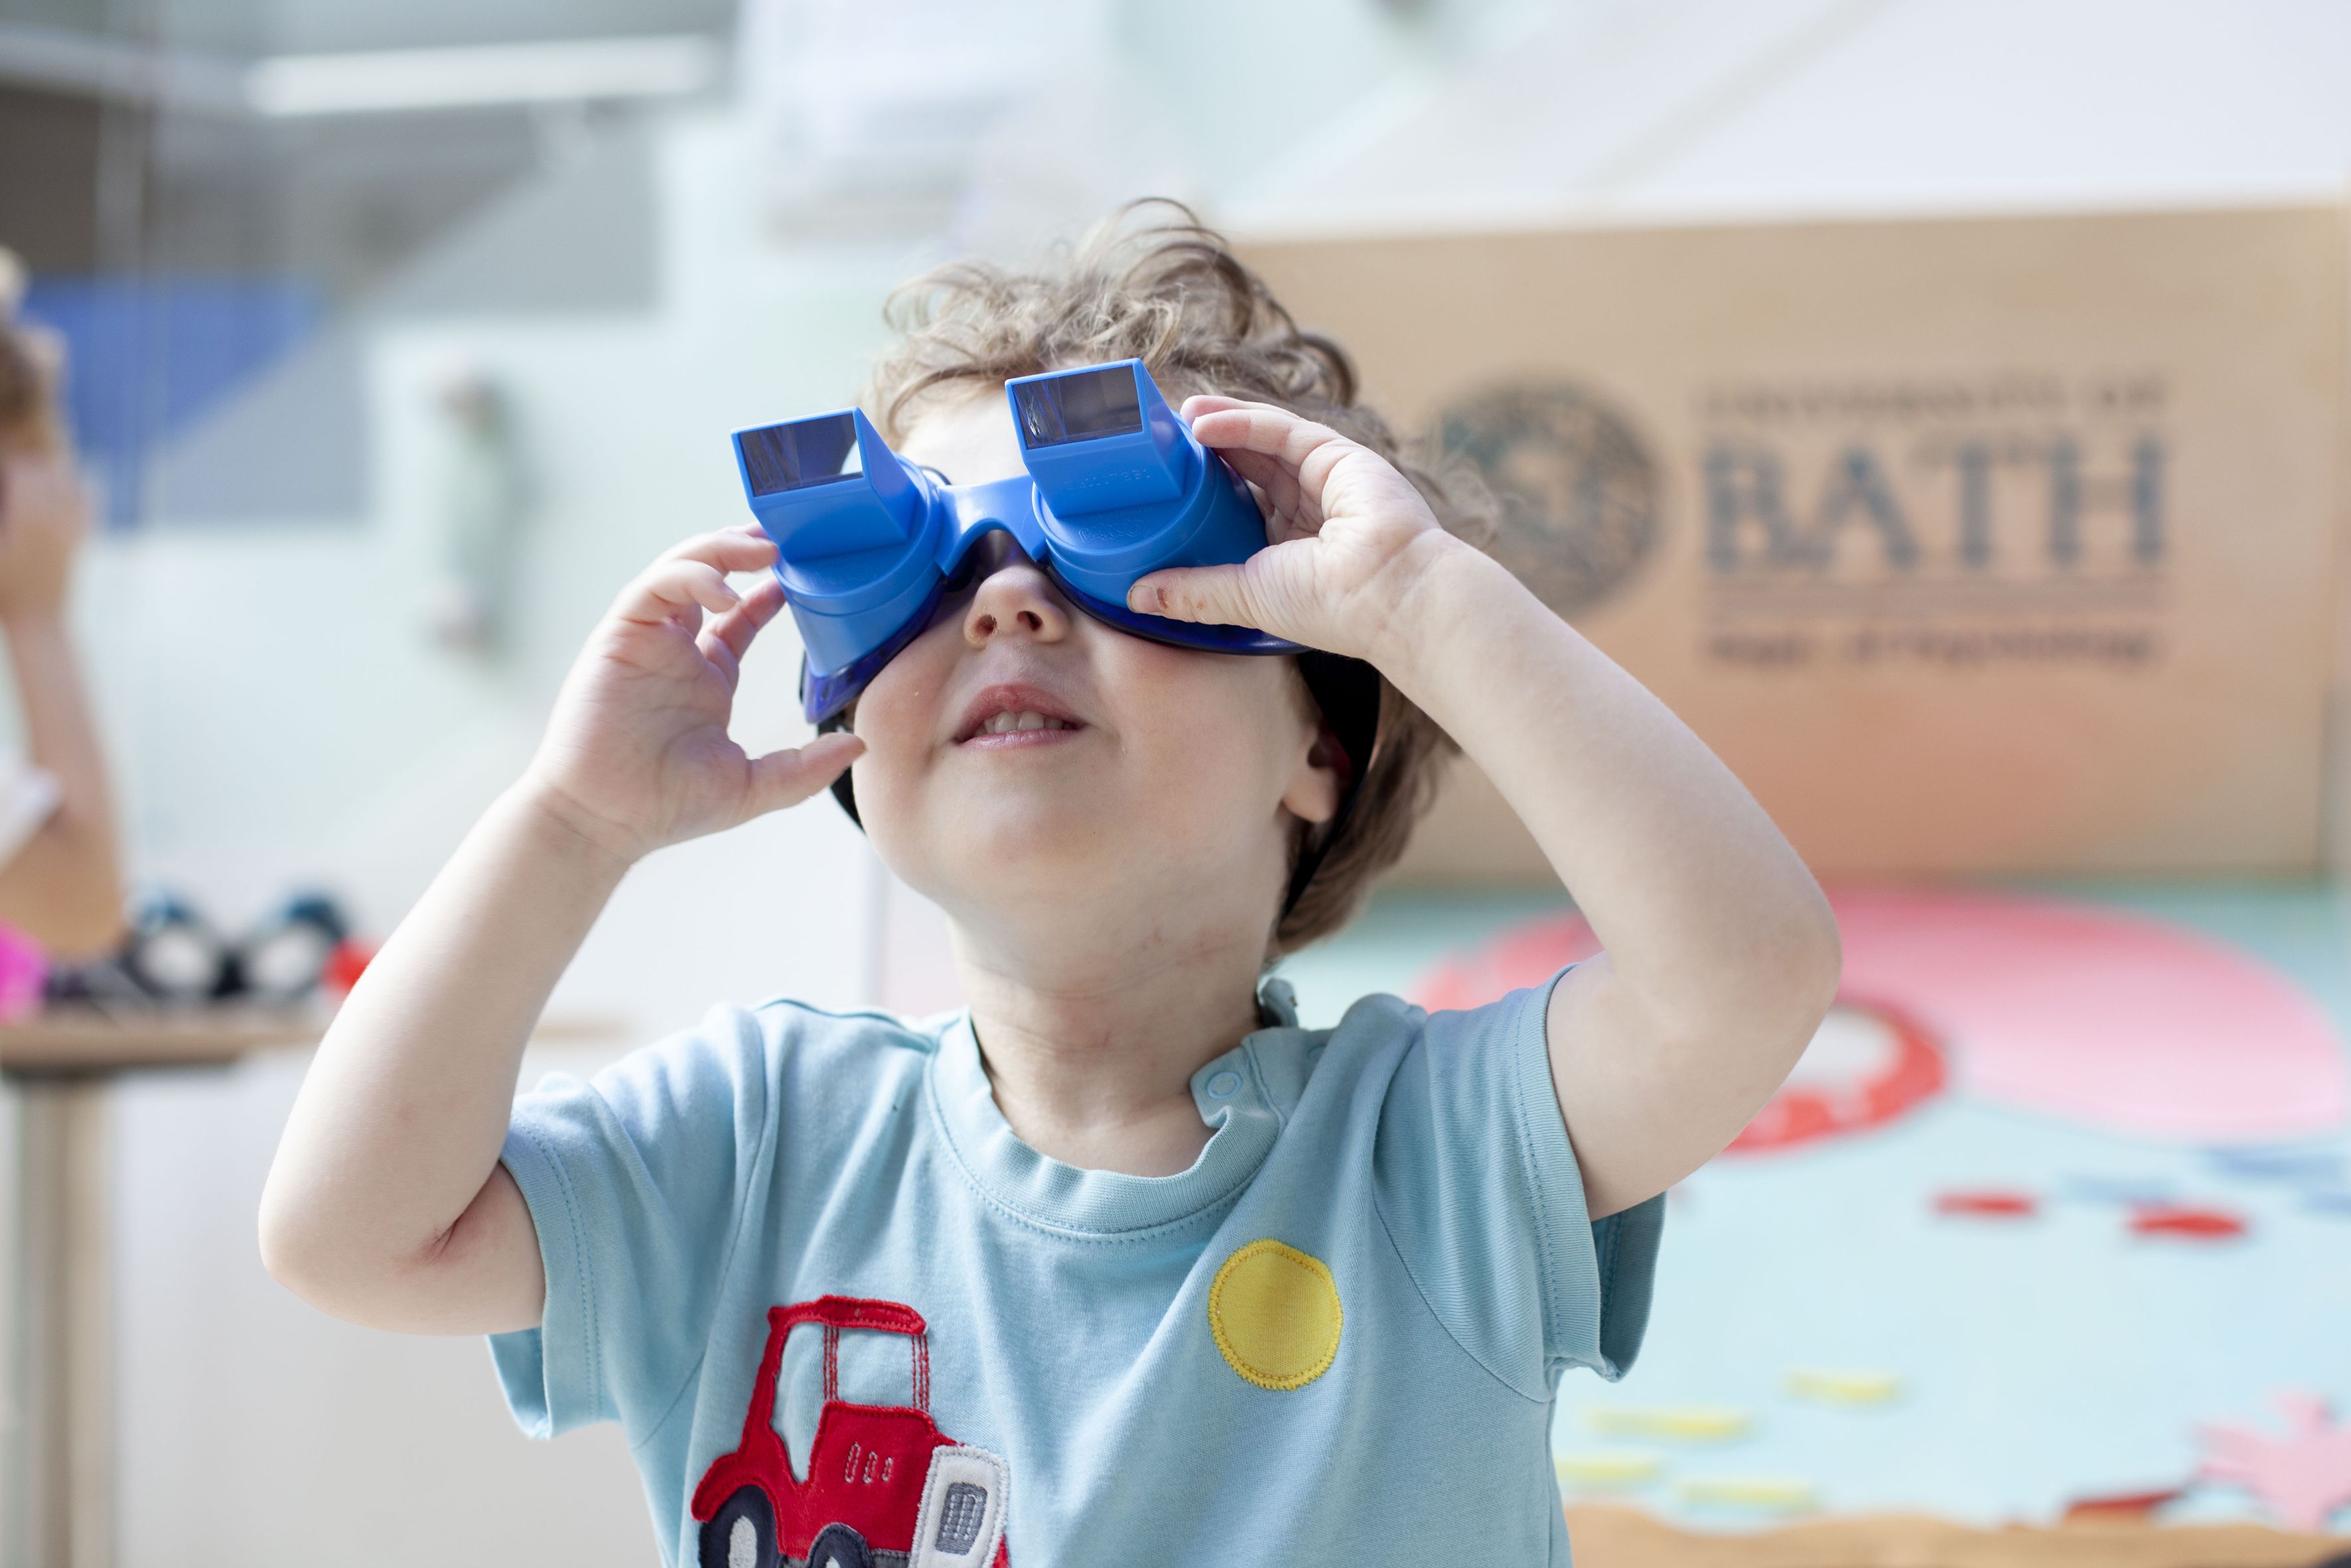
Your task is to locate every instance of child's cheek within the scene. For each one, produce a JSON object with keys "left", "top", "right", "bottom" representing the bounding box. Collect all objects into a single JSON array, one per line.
[
  {"left": 1109, "top": 642, "right": 1293, "bottom": 827},
  {"left": 854, "top": 630, "right": 954, "bottom": 753},
  {"left": 840, "top": 661, "right": 943, "bottom": 855}
]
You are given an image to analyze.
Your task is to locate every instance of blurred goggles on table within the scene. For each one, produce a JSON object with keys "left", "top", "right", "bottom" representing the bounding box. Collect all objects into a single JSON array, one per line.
[
  {"left": 43, "top": 888, "right": 354, "bottom": 1008},
  {"left": 732, "top": 358, "right": 1318, "bottom": 724}
]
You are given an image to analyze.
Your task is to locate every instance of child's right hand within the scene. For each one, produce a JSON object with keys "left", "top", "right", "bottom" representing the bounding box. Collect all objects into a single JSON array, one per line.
[{"left": 522, "top": 526, "right": 862, "bottom": 865}]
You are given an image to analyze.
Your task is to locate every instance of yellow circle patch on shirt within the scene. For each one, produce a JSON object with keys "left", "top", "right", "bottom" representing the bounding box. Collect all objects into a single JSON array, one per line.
[{"left": 1208, "top": 1238, "right": 1342, "bottom": 1390}]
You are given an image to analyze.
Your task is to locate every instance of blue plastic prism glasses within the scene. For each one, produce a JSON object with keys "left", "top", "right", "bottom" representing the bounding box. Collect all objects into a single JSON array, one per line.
[{"left": 731, "top": 358, "right": 1300, "bottom": 723}]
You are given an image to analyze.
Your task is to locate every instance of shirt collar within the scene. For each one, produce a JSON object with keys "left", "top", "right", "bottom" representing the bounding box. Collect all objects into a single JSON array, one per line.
[{"left": 925, "top": 982, "right": 1290, "bottom": 1238}]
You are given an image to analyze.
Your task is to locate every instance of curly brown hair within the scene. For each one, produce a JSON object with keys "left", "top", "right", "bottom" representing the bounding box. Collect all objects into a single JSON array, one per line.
[{"left": 861, "top": 201, "right": 1494, "bottom": 957}]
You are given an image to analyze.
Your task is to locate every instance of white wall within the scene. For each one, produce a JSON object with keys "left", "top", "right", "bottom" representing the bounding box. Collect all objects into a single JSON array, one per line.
[{"left": 1224, "top": 0, "right": 2351, "bottom": 232}]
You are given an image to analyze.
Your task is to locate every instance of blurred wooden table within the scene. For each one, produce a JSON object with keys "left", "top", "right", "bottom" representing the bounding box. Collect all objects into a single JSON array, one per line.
[
  {"left": 1, "top": 1003, "right": 326, "bottom": 1072},
  {"left": 0, "top": 1005, "right": 621, "bottom": 1568}
]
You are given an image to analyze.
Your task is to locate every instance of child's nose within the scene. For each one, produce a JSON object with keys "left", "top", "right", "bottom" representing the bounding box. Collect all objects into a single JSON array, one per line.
[{"left": 962, "top": 555, "right": 1072, "bottom": 648}]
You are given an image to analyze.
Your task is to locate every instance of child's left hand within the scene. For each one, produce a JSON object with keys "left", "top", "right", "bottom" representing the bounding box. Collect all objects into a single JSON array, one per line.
[{"left": 1125, "top": 395, "right": 1464, "bottom": 662}]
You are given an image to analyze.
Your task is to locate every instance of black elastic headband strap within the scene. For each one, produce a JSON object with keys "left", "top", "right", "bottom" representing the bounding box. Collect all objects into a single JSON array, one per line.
[
  {"left": 816, "top": 706, "right": 862, "bottom": 825},
  {"left": 816, "top": 652, "right": 1384, "bottom": 923}
]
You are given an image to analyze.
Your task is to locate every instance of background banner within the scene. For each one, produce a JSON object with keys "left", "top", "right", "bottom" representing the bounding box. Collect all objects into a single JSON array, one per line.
[{"left": 1245, "top": 206, "right": 2346, "bottom": 879}]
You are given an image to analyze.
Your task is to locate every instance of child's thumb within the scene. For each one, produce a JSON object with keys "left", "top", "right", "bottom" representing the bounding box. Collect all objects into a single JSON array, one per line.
[
  {"left": 747, "top": 732, "right": 864, "bottom": 816},
  {"left": 1126, "top": 565, "right": 1263, "bottom": 631}
]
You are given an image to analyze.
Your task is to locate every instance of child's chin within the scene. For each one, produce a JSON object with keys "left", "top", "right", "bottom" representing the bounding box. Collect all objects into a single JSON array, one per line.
[
  {"left": 946, "top": 802, "right": 1141, "bottom": 881},
  {"left": 956, "top": 774, "right": 1109, "bottom": 823}
]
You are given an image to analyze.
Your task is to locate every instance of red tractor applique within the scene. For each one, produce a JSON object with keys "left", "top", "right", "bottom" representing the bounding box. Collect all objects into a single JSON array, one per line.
[{"left": 691, "top": 1295, "right": 1010, "bottom": 1568}]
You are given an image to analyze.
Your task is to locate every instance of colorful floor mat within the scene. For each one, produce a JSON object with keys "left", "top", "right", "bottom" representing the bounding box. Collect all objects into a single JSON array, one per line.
[{"left": 1275, "top": 880, "right": 2351, "bottom": 1533}]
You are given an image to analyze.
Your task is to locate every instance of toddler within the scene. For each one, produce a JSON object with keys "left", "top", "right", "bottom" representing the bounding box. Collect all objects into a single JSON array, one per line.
[
  {"left": 262, "top": 207, "right": 1839, "bottom": 1567},
  {"left": 0, "top": 248, "right": 121, "bottom": 955}
]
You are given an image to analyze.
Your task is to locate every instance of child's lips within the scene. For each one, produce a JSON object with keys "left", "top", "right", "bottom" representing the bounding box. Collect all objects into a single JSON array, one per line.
[
  {"left": 952, "top": 683, "right": 1090, "bottom": 746},
  {"left": 960, "top": 719, "right": 1086, "bottom": 750}
]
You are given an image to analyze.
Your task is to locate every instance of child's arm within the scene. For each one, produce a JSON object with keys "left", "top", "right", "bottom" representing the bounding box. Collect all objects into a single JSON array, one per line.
[
  {"left": 1133, "top": 398, "right": 1841, "bottom": 1220},
  {"left": 0, "top": 451, "right": 123, "bottom": 955},
  {"left": 259, "top": 528, "right": 861, "bottom": 1334}
]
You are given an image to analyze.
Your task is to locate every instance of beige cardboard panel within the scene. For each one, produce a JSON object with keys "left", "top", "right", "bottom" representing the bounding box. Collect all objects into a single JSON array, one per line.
[
  {"left": 1244, "top": 208, "right": 2346, "bottom": 881},
  {"left": 2327, "top": 204, "right": 2351, "bottom": 883}
]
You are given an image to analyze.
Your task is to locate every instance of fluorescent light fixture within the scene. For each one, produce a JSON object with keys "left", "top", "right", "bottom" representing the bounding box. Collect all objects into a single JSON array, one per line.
[
  {"left": 0, "top": 23, "right": 719, "bottom": 116},
  {"left": 0, "top": 21, "right": 245, "bottom": 111},
  {"left": 245, "top": 35, "right": 719, "bottom": 117}
]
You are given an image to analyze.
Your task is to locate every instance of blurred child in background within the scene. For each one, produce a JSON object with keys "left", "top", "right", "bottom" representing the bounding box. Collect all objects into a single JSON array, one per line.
[{"left": 0, "top": 246, "right": 122, "bottom": 960}]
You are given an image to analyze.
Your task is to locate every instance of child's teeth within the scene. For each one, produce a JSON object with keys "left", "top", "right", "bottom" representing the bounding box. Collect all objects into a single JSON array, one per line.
[{"left": 979, "top": 710, "right": 1070, "bottom": 735}]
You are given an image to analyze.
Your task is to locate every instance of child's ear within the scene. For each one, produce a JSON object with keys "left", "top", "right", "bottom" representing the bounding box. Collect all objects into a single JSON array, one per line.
[{"left": 1281, "top": 723, "right": 1346, "bottom": 827}]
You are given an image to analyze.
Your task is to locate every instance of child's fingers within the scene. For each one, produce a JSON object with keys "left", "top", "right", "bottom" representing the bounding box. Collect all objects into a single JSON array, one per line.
[
  {"left": 1127, "top": 559, "right": 1273, "bottom": 632},
  {"left": 1215, "top": 445, "right": 1316, "bottom": 535},
  {"left": 699, "top": 634, "right": 742, "bottom": 692},
  {"left": 1182, "top": 399, "right": 1361, "bottom": 532},
  {"left": 745, "top": 732, "right": 865, "bottom": 816},
  {"left": 656, "top": 524, "right": 776, "bottom": 573},
  {"left": 1186, "top": 401, "right": 1338, "bottom": 461},
  {"left": 1186, "top": 404, "right": 1359, "bottom": 510},
  {"left": 615, "top": 557, "right": 739, "bottom": 628},
  {"left": 1179, "top": 393, "right": 1253, "bottom": 419},
  {"left": 694, "top": 575, "right": 787, "bottom": 690},
  {"left": 698, "top": 572, "right": 787, "bottom": 664}
]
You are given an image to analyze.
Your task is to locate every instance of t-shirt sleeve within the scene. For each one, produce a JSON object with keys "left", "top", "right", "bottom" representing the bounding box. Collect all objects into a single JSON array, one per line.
[
  {"left": 1372, "top": 965, "right": 1664, "bottom": 1401},
  {"left": 488, "top": 1003, "right": 774, "bottom": 1441}
]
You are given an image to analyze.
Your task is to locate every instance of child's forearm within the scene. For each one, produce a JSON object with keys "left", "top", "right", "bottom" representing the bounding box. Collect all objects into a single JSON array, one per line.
[
  {"left": 0, "top": 613, "right": 122, "bottom": 953},
  {"left": 1374, "top": 537, "right": 1840, "bottom": 1206},
  {"left": 1378, "top": 537, "right": 1836, "bottom": 1025},
  {"left": 259, "top": 780, "right": 628, "bottom": 1322},
  {"left": 1133, "top": 397, "right": 1837, "bottom": 1212},
  {"left": 263, "top": 530, "right": 854, "bottom": 1330}
]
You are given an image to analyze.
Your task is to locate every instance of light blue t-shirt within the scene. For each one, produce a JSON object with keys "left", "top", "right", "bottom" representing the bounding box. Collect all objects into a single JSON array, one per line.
[{"left": 490, "top": 969, "right": 1663, "bottom": 1568}]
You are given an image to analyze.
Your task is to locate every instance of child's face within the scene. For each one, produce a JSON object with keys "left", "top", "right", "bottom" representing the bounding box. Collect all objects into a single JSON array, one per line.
[{"left": 843, "top": 388, "right": 1340, "bottom": 956}]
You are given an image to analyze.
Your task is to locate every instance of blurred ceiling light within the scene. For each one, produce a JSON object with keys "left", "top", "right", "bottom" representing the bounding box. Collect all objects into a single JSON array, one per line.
[
  {"left": 741, "top": 0, "right": 1109, "bottom": 209},
  {"left": 246, "top": 35, "right": 720, "bottom": 117},
  {"left": 0, "top": 21, "right": 245, "bottom": 112},
  {"left": 0, "top": 22, "right": 717, "bottom": 117}
]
